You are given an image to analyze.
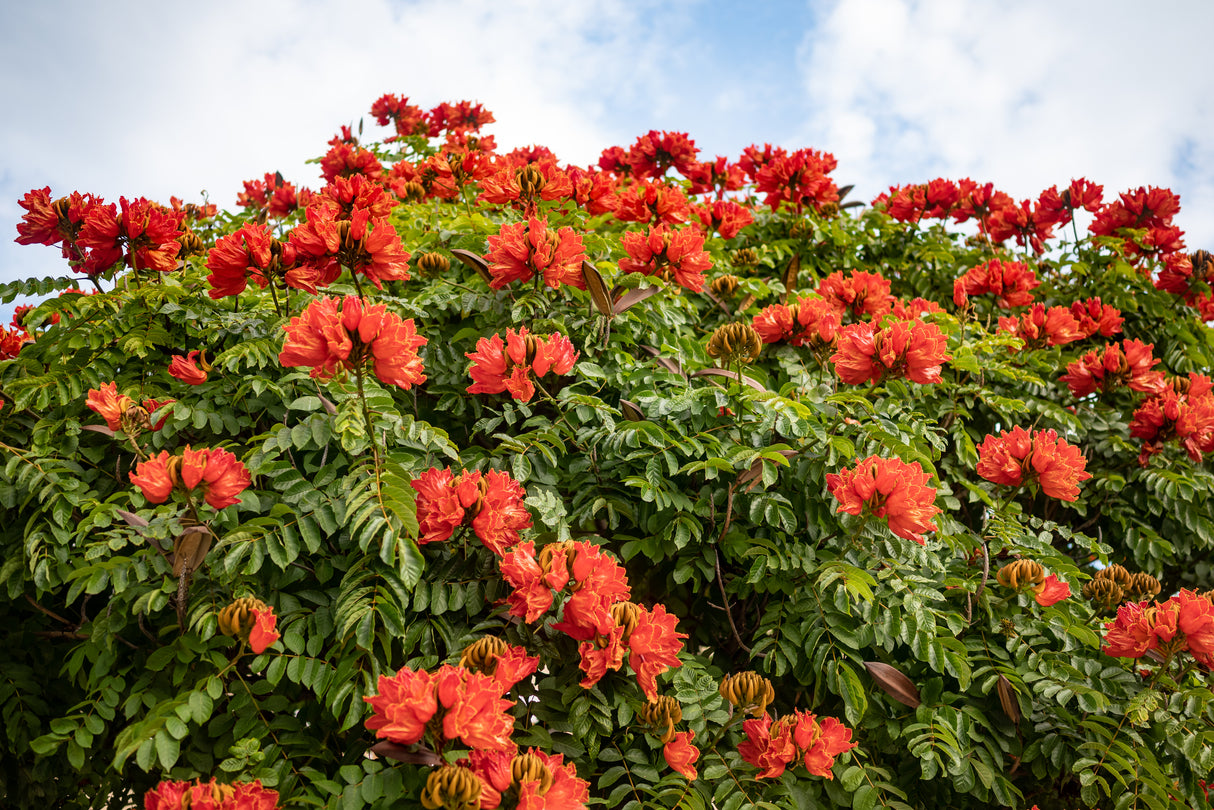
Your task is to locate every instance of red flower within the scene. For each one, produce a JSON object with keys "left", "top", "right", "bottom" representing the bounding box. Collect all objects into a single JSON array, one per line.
[
  {"left": 628, "top": 604, "right": 685, "bottom": 701},
  {"left": 364, "top": 666, "right": 439, "bottom": 745},
  {"left": 485, "top": 218, "right": 586, "bottom": 290},
  {"left": 500, "top": 541, "right": 555, "bottom": 622},
  {"left": 664, "top": 730, "right": 699, "bottom": 780},
  {"left": 1060, "top": 339, "right": 1165, "bottom": 398},
  {"left": 130, "top": 451, "right": 175, "bottom": 504},
  {"left": 997, "top": 304, "right": 1083, "bottom": 350},
  {"left": 168, "top": 351, "right": 209, "bottom": 385},
  {"left": 515, "top": 749, "right": 590, "bottom": 810},
  {"left": 411, "top": 467, "right": 531, "bottom": 555},
  {"left": 280, "top": 295, "right": 426, "bottom": 390},
  {"left": 890, "top": 297, "right": 946, "bottom": 320},
  {"left": 179, "top": 446, "right": 251, "bottom": 509},
  {"left": 319, "top": 142, "right": 383, "bottom": 184},
  {"left": 1102, "top": 600, "right": 1178, "bottom": 660},
  {"left": 615, "top": 180, "right": 692, "bottom": 226},
  {"left": 86, "top": 382, "right": 135, "bottom": 431},
  {"left": 754, "top": 148, "right": 839, "bottom": 213},
  {"left": 627, "top": 130, "right": 700, "bottom": 180},
  {"left": 686, "top": 156, "right": 746, "bottom": 198},
  {"left": 478, "top": 159, "right": 572, "bottom": 214},
  {"left": 577, "top": 626, "right": 627, "bottom": 689},
  {"left": 288, "top": 206, "right": 410, "bottom": 291},
  {"left": 827, "top": 456, "right": 940, "bottom": 545},
  {"left": 692, "top": 199, "right": 754, "bottom": 240},
  {"left": 466, "top": 328, "right": 578, "bottom": 403},
  {"left": 248, "top": 608, "right": 279, "bottom": 654},
  {"left": 1176, "top": 590, "right": 1214, "bottom": 664},
  {"left": 752, "top": 296, "right": 841, "bottom": 348},
  {"left": 792, "top": 712, "right": 857, "bottom": 778},
  {"left": 1033, "top": 574, "right": 1071, "bottom": 607},
  {"left": 79, "top": 196, "right": 185, "bottom": 275},
  {"left": 738, "top": 714, "right": 798, "bottom": 779},
  {"left": 1037, "top": 178, "right": 1104, "bottom": 227},
  {"left": 975, "top": 426, "right": 1091, "bottom": 501},
  {"left": 1129, "top": 374, "right": 1214, "bottom": 464},
  {"left": 830, "top": 320, "right": 950, "bottom": 386},
  {"left": 566, "top": 167, "right": 619, "bottom": 216},
  {"left": 817, "top": 270, "right": 893, "bottom": 322},
  {"left": 144, "top": 778, "right": 279, "bottom": 810},
  {"left": 618, "top": 225, "right": 711, "bottom": 292},
  {"left": 435, "top": 665, "right": 515, "bottom": 751},
  {"left": 952, "top": 258, "right": 1039, "bottom": 308},
  {"left": 1069, "top": 297, "right": 1123, "bottom": 338}
]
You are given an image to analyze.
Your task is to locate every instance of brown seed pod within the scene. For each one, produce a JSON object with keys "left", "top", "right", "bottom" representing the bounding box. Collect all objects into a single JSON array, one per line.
[
  {"left": 510, "top": 752, "right": 554, "bottom": 795},
  {"left": 639, "top": 695, "right": 683, "bottom": 743},
  {"left": 217, "top": 596, "right": 270, "bottom": 638},
  {"left": 1081, "top": 578, "right": 1124, "bottom": 613},
  {"left": 706, "top": 323, "right": 763, "bottom": 367},
  {"left": 420, "top": 765, "right": 482, "bottom": 810},
  {"left": 718, "top": 671, "right": 775, "bottom": 718},
  {"left": 459, "top": 636, "right": 509, "bottom": 675},
  {"left": 710, "top": 274, "right": 740, "bottom": 298},
  {"left": 1096, "top": 563, "right": 1132, "bottom": 587},
  {"left": 1125, "top": 572, "right": 1162, "bottom": 602},
  {"left": 995, "top": 559, "right": 1045, "bottom": 590}
]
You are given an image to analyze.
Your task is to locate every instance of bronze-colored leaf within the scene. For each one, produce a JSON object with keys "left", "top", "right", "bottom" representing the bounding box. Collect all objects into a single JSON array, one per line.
[
  {"left": 619, "top": 399, "right": 646, "bottom": 422},
  {"left": 641, "top": 345, "right": 685, "bottom": 378},
  {"left": 737, "top": 449, "right": 798, "bottom": 488},
  {"left": 864, "top": 661, "right": 921, "bottom": 708},
  {"left": 116, "top": 509, "right": 150, "bottom": 530},
  {"left": 82, "top": 424, "right": 116, "bottom": 437},
  {"left": 690, "top": 368, "right": 767, "bottom": 392},
  {"left": 318, "top": 394, "right": 338, "bottom": 415},
  {"left": 836, "top": 183, "right": 855, "bottom": 202},
  {"left": 736, "top": 294, "right": 757, "bottom": 312},
  {"left": 996, "top": 674, "right": 1021, "bottom": 724},
  {"left": 450, "top": 248, "right": 493, "bottom": 284},
  {"left": 840, "top": 201, "right": 865, "bottom": 210},
  {"left": 172, "top": 525, "right": 214, "bottom": 578},
  {"left": 780, "top": 254, "right": 801, "bottom": 303},
  {"left": 581, "top": 261, "right": 614, "bottom": 317},
  {"left": 369, "top": 741, "right": 442, "bottom": 766},
  {"left": 614, "top": 286, "right": 661, "bottom": 314}
]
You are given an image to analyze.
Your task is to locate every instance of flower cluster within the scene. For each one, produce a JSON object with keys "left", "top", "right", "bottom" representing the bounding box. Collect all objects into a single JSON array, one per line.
[
  {"left": 1103, "top": 589, "right": 1214, "bottom": 665},
  {"left": 830, "top": 319, "right": 950, "bottom": 386},
  {"left": 206, "top": 222, "right": 302, "bottom": 298},
  {"left": 1060, "top": 339, "right": 1165, "bottom": 398},
  {"left": 460, "top": 748, "right": 589, "bottom": 810},
  {"left": 997, "top": 304, "right": 1083, "bottom": 350},
  {"left": 976, "top": 426, "right": 1091, "bottom": 501},
  {"left": 618, "top": 225, "right": 711, "bottom": 292},
  {"left": 411, "top": 467, "right": 532, "bottom": 555},
  {"left": 500, "top": 540, "right": 685, "bottom": 700},
  {"left": 752, "top": 296, "right": 841, "bottom": 349},
  {"left": 827, "top": 456, "right": 940, "bottom": 544},
  {"left": 1129, "top": 373, "right": 1214, "bottom": 465},
  {"left": 466, "top": 328, "right": 578, "bottom": 403},
  {"left": 144, "top": 779, "right": 279, "bottom": 810},
  {"left": 952, "top": 258, "right": 1039, "bottom": 308},
  {"left": 130, "top": 446, "right": 251, "bottom": 510},
  {"left": 816, "top": 270, "right": 893, "bottom": 322},
  {"left": 484, "top": 217, "right": 586, "bottom": 290},
  {"left": 364, "top": 654, "right": 533, "bottom": 752},
  {"left": 217, "top": 597, "right": 280, "bottom": 654},
  {"left": 288, "top": 206, "right": 410, "bottom": 291},
  {"left": 995, "top": 559, "right": 1071, "bottom": 607},
  {"left": 738, "top": 711, "right": 856, "bottom": 780},
  {"left": 279, "top": 295, "right": 426, "bottom": 390},
  {"left": 85, "top": 382, "right": 172, "bottom": 433}
]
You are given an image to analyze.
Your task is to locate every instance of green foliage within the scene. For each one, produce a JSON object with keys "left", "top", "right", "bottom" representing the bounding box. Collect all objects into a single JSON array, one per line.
[{"left": 3, "top": 106, "right": 1214, "bottom": 810}]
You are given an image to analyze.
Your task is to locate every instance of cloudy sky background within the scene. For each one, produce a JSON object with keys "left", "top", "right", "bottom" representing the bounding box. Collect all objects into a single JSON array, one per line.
[{"left": 2, "top": 0, "right": 1212, "bottom": 291}]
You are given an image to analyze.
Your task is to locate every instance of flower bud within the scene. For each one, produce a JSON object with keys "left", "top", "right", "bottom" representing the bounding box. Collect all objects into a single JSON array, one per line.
[
  {"left": 459, "top": 636, "right": 508, "bottom": 675},
  {"left": 420, "top": 765, "right": 482, "bottom": 810},
  {"left": 718, "top": 671, "right": 775, "bottom": 717},
  {"left": 710, "top": 274, "right": 740, "bottom": 298},
  {"left": 706, "top": 323, "right": 763, "bottom": 366},
  {"left": 510, "top": 752, "right": 554, "bottom": 795},
  {"left": 416, "top": 252, "right": 451, "bottom": 276},
  {"left": 218, "top": 596, "right": 270, "bottom": 638},
  {"left": 639, "top": 694, "right": 683, "bottom": 743},
  {"left": 995, "top": 559, "right": 1044, "bottom": 590}
]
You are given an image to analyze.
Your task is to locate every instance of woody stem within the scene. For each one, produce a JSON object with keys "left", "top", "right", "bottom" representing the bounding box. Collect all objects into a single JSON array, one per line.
[{"left": 354, "top": 364, "right": 382, "bottom": 467}]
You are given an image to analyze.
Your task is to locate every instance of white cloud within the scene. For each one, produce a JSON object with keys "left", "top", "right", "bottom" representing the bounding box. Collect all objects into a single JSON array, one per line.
[{"left": 796, "top": 0, "right": 1214, "bottom": 247}]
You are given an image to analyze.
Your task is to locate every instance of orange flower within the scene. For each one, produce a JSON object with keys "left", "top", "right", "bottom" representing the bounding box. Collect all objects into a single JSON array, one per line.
[
  {"left": 975, "top": 426, "right": 1091, "bottom": 501},
  {"left": 577, "top": 626, "right": 627, "bottom": 689},
  {"left": 792, "top": 712, "right": 857, "bottom": 778},
  {"left": 471, "top": 470, "right": 533, "bottom": 555},
  {"left": 288, "top": 206, "right": 409, "bottom": 290},
  {"left": 1069, "top": 297, "right": 1124, "bottom": 338},
  {"left": 1032, "top": 574, "right": 1072, "bottom": 607},
  {"left": 280, "top": 295, "right": 426, "bottom": 390},
  {"left": 738, "top": 714, "right": 799, "bottom": 779},
  {"left": 485, "top": 218, "right": 586, "bottom": 290},
  {"left": 628, "top": 604, "right": 686, "bottom": 701},
  {"left": 180, "top": 446, "right": 251, "bottom": 509},
  {"left": 997, "top": 304, "right": 1083, "bottom": 350},
  {"left": 1060, "top": 339, "right": 1165, "bottom": 398},
  {"left": 435, "top": 665, "right": 515, "bottom": 751},
  {"left": 618, "top": 225, "right": 711, "bottom": 292},
  {"left": 1176, "top": 589, "right": 1214, "bottom": 664},
  {"left": 466, "top": 328, "right": 578, "bottom": 403},
  {"left": 752, "top": 296, "right": 840, "bottom": 348},
  {"left": 168, "top": 351, "right": 209, "bottom": 385},
  {"left": 500, "top": 541, "right": 555, "bottom": 622},
  {"left": 86, "top": 382, "right": 135, "bottom": 431},
  {"left": 364, "top": 666, "right": 439, "bottom": 745},
  {"left": 817, "top": 270, "right": 892, "bottom": 322},
  {"left": 248, "top": 608, "right": 279, "bottom": 654},
  {"left": 826, "top": 456, "right": 940, "bottom": 545},
  {"left": 411, "top": 467, "right": 531, "bottom": 555},
  {"left": 1130, "top": 374, "right": 1214, "bottom": 464},
  {"left": 952, "top": 258, "right": 1039, "bottom": 308},
  {"left": 1102, "top": 599, "right": 1180, "bottom": 661},
  {"left": 144, "top": 778, "right": 279, "bottom": 810},
  {"left": 129, "top": 451, "right": 175, "bottom": 504},
  {"left": 664, "top": 730, "right": 699, "bottom": 780},
  {"left": 830, "top": 320, "right": 949, "bottom": 386}
]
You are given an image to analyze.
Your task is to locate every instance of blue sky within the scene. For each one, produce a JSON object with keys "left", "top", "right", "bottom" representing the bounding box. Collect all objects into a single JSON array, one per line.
[{"left": 2, "top": 0, "right": 1212, "bottom": 301}]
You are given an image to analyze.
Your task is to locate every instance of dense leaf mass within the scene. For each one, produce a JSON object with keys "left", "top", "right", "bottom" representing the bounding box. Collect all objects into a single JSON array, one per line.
[{"left": 3, "top": 94, "right": 1214, "bottom": 810}]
